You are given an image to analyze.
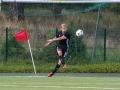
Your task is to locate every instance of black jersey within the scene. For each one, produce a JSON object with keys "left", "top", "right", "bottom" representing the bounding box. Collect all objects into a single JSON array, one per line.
[{"left": 56, "top": 31, "right": 70, "bottom": 51}]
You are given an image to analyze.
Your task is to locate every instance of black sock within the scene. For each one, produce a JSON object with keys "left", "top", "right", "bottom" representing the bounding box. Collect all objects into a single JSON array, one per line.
[{"left": 52, "top": 64, "right": 60, "bottom": 75}]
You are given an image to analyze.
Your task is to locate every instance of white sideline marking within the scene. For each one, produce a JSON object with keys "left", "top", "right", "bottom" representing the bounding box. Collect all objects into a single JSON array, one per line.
[
  {"left": 8, "top": 76, "right": 46, "bottom": 77},
  {"left": 28, "top": 86, "right": 99, "bottom": 89},
  {"left": 0, "top": 85, "right": 16, "bottom": 86},
  {"left": 26, "top": 86, "right": 120, "bottom": 89},
  {"left": 0, "top": 83, "right": 33, "bottom": 85},
  {"left": 0, "top": 85, "right": 100, "bottom": 89},
  {"left": 103, "top": 88, "right": 120, "bottom": 90},
  {"left": 0, "top": 84, "right": 120, "bottom": 90},
  {"left": 0, "top": 82, "right": 120, "bottom": 85},
  {"left": 4, "top": 75, "right": 120, "bottom": 79}
]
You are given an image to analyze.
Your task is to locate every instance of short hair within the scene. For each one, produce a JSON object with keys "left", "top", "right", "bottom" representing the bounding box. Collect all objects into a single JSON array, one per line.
[{"left": 61, "top": 23, "right": 67, "bottom": 27}]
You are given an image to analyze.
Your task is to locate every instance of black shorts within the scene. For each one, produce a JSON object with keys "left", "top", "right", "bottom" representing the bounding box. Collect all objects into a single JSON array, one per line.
[{"left": 57, "top": 47, "right": 68, "bottom": 58}]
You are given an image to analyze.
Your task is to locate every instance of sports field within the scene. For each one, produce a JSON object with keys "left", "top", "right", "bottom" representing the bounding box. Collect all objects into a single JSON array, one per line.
[{"left": 0, "top": 73, "right": 120, "bottom": 90}]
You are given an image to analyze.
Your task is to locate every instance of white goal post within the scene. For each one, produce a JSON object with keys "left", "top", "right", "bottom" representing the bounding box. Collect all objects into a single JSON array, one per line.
[{"left": 2, "top": 0, "right": 120, "bottom": 3}]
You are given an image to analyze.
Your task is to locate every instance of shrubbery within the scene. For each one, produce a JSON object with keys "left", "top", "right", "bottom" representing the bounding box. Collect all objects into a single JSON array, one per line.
[
  {"left": 68, "top": 29, "right": 87, "bottom": 61},
  {"left": 0, "top": 26, "right": 119, "bottom": 73},
  {"left": 1, "top": 34, "right": 27, "bottom": 58},
  {"left": 0, "top": 61, "right": 120, "bottom": 73}
]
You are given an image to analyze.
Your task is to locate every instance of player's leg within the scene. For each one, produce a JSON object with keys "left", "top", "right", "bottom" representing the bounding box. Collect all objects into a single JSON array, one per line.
[
  {"left": 62, "top": 54, "right": 67, "bottom": 69},
  {"left": 59, "top": 47, "right": 69, "bottom": 69},
  {"left": 48, "top": 49, "right": 62, "bottom": 77},
  {"left": 48, "top": 60, "right": 61, "bottom": 77},
  {"left": 57, "top": 48, "right": 67, "bottom": 68}
]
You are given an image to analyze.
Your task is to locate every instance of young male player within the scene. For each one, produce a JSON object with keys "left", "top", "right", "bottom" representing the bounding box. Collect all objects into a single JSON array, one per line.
[{"left": 45, "top": 23, "right": 70, "bottom": 77}]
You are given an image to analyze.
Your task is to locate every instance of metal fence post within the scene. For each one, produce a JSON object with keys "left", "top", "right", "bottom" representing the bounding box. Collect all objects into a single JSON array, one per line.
[
  {"left": 56, "top": 28, "right": 58, "bottom": 48},
  {"left": 6, "top": 27, "right": 8, "bottom": 62},
  {"left": 91, "top": 7, "right": 101, "bottom": 62},
  {"left": 104, "top": 29, "right": 106, "bottom": 61}
]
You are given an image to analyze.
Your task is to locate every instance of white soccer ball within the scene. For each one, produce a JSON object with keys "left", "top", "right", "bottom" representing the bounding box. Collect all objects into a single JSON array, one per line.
[{"left": 76, "top": 29, "right": 83, "bottom": 37}]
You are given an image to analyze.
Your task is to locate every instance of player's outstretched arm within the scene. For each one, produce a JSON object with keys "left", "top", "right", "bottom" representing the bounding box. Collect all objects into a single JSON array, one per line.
[
  {"left": 44, "top": 37, "right": 56, "bottom": 47},
  {"left": 52, "top": 35, "right": 67, "bottom": 42},
  {"left": 44, "top": 36, "right": 66, "bottom": 47}
]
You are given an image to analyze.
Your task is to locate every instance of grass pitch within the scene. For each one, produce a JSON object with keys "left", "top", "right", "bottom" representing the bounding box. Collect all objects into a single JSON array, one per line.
[{"left": 0, "top": 73, "right": 120, "bottom": 90}]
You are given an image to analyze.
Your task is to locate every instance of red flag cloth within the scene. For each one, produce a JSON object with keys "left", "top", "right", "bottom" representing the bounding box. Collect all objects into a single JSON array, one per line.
[{"left": 15, "top": 30, "right": 29, "bottom": 42}]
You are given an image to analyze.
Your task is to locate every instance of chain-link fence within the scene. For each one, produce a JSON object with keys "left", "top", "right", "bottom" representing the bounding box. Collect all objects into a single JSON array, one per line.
[{"left": 0, "top": 3, "right": 120, "bottom": 65}]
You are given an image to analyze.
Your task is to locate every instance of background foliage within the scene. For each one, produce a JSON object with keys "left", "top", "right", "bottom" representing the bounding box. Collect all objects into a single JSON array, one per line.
[{"left": 0, "top": 3, "right": 120, "bottom": 72}]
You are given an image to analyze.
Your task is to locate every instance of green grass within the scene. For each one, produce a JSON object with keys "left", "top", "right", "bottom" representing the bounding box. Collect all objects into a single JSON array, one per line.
[{"left": 0, "top": 73, "right": 120, "bottom": 90}]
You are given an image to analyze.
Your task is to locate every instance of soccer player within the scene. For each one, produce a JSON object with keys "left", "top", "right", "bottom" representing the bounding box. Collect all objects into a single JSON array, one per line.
[{"left": 45, "top": 23, "right": 70, "bottom": 77}]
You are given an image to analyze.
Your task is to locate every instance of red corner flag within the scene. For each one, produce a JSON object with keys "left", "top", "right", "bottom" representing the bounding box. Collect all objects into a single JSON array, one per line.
[
  {"left": 15, "top": 29, "right": 36, "bottom": 75},
  {"left": 15, "top": 30, "right": 29, "bottom": 42}
]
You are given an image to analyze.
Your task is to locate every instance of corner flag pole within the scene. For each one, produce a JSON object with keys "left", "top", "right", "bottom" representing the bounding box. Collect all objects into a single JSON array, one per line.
[{"left": 28, "top": 39, "right": 36, "bottom": 75}]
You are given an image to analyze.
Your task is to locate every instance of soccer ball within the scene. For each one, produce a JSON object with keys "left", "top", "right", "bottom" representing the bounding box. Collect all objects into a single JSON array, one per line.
[{"left": 76, "top": 29, "right": 83, "bottom": 37}]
